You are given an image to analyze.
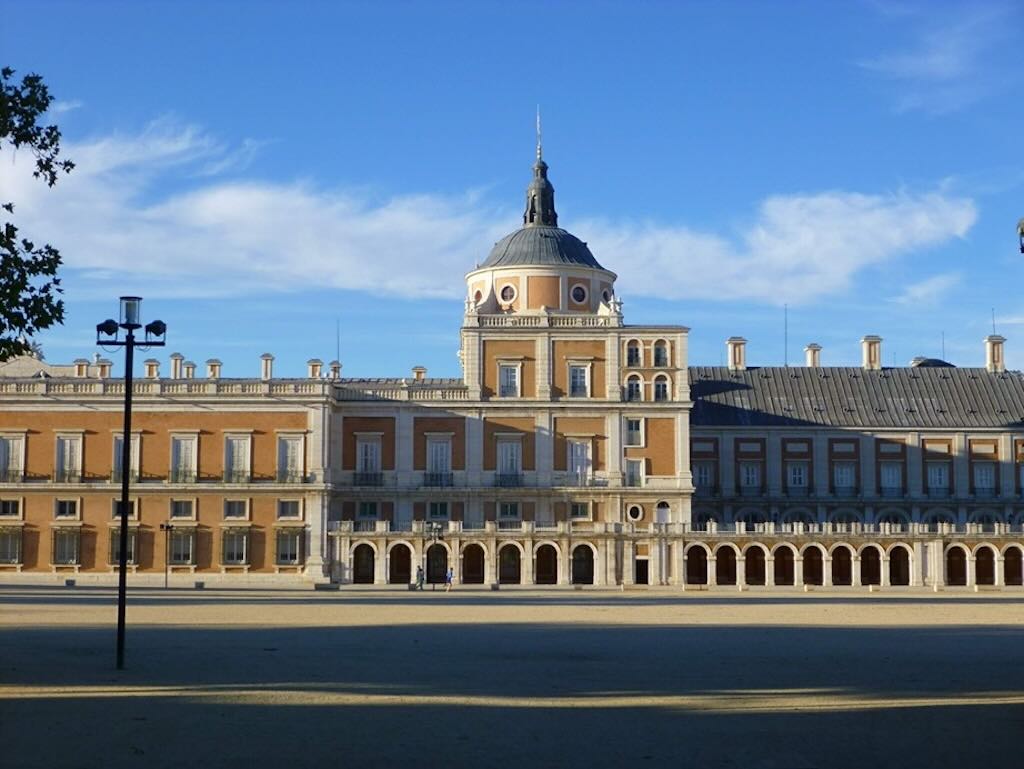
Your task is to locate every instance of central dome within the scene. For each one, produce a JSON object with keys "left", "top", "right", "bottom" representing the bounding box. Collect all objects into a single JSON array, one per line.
[{"left": 482, "top": 226, "right": 604, "bottom": 269}]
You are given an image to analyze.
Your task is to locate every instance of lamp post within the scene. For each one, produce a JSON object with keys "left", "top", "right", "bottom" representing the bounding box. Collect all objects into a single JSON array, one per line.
[
  {"left": 97, "top": 297, "right": 166, "bottom": 669},
  {"left": 424, "top": 521, "right": 444, "bottom": 591},
  {"left": 159, "top": 522, "right": 174, "bottom": 590}
]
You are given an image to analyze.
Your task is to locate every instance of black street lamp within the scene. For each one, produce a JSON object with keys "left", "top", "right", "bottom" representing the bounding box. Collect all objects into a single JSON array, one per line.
[
  {"left": 159, "top": 522, "right": 174, "bottom": 590},
  {"left": 97, "top": 296, "right": 166, "bottom": 669}
]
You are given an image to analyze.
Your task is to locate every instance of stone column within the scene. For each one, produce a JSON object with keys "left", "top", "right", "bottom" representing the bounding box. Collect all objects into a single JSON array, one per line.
[
  {"left": 823, "top": 556, "right": 833, "bottom": 587},
  {"left": 736, "top": 554, "right": 746, "bottom": 587},
  {"left": 794, "top": 555, "right": 804, "bottom": 586},
  {"left": 967, "top": 555, "right": 977, "bottom": 587},
  {"left": 765, "top": 556, "right": 775, "bottom": 587},
  {"left": 881, "top": 556, "right": 890, "bottom": 587},
  {"left": 996, "top": 554, "right": 1005, "bottom": 587},
  {"left": 375, "top": 546, "right": 387, "bottom": 585},
  {"left": 304, "top": 493, "right": 327, "bottom": 577},
  {"left": 523, "top": 540, "right": 534, "bottom": 585},
  {"left": 536, "top": 335, "right": 551, "bottom": 400},
  {"left": 560, "top": 537, "right": 571, "bottom": 585},
  {"left": 852, "top": 555, "right": 862, "bottom": 587}
]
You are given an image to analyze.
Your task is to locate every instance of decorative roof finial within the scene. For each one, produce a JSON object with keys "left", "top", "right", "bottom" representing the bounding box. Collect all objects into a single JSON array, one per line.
[{"left": 536, "top": 105, "right": 542, "bottom": 162}]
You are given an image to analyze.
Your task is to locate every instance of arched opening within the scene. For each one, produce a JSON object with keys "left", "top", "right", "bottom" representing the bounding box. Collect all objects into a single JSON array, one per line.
[
  {"left": 426, "top": 544, "right": 447, "bottom": 584},
  {"left": 774, "top": 547, "right": 795, "bottom": 586},
  {"left": 923, "top": 511, "right": 953, "bottom": 533},
  {"left": 462, "top": 544, "right": 485, "bottom": 584},
  {"left": 498, "top": 545, "right": 521, "bottom": 584},
  {"left": 889, "top": 546, "right": 911, "bottom": 586},
  {"left": 860, "top": 546, "right": 881, "bottom": 586},
  {"left": 571, "top": 545, "right": 594, "bottom": 585},
  {"left": 353, "top": 544, "right": 374, "bottom": 584},
  {"left": 535, "top": 544, "right": 558, "bottom": 585},
  {"left": 655, "top": 501, "right": 671, "bottom": 524},
  {"left": 626, "top": 340, "right": 641, "bottom": 367},
  {"left": 972, "top": 513, "right": 999, "bottom": 534},
  {"left": 654, "top": 376, "right": 669, "bottom": 402},
  {"left": 832, "top": 546, "right": 853, "bottom": 586},
  {"left": 693, "top": 512, "right": 717, "bottom": 531},
  {"left": 626, "top": 375, "right": 642, "bottom": 402},
  {"left": 653, "top": 340, "right": 668, "bottom": 367},
  {"left": 946, "top": 547, "right": 967, "bottom": 586},
  {"left": 388, "top": 544, "right": 411, "bottom": 584},
  {"left": 976, "top": 546, "right": 996, "bottom": 586},
  {"left": 745, "top": 546, "right": 766, "bottom": 585},
  {"left": 736, "top": 510, "right": 768, "bottom": 533},
  {"left": 686, "top": 547, "right": 708, "bottom": 585},
  {"left": 716, "top": 547, "right": 737, "bottom": 585},
  {"left": 1005, "top": 547, "right": 1023, "bottom": 586},
  {"left": 803, "top": 547, "right": 823, "bottom": 585}
]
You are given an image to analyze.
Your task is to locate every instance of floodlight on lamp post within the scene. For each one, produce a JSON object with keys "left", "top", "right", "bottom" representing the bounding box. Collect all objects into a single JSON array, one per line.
[{"left": 97, "top": 296, "right": 166, "bottom": 669}]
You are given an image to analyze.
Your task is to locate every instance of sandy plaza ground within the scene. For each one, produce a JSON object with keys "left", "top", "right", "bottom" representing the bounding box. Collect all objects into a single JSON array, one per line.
[{"left": 1, "top": 584, "right": 1023, "bottom": 769}]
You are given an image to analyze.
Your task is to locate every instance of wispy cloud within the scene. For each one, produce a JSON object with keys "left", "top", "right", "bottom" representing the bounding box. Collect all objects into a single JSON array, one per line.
[
  {"left": 48, "top": 99, "right": 83, "bottom": 115},
  {"left": 860, "top": 3, "right": 1019, "bottom": 114},
  {"left": 890, "top": 271, "right": 961, "bottom": 305},
  {"left": 0, "top": 121, "right": 978, "bottom": 305}
]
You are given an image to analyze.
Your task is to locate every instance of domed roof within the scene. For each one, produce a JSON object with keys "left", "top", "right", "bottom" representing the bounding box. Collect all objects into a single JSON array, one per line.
[{"left": 482, "top": 226, "right": 605, "bottom": 269}]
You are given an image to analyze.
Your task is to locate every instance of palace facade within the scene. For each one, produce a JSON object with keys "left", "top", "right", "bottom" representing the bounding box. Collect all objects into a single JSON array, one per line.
[{"left": 2, "top": 148, "right": 1023, "bottom": 589}]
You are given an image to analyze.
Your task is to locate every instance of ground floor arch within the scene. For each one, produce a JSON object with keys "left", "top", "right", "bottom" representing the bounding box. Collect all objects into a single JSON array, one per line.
[
  {"left": 426, "top": 543, "right": 448, "bottom": 584},
  {"left": 353, "top": 543, "right": 375, "bottom": 584},
  {"left": 860, "top": 545, "right": 881, "bottom": 586},
  {"left": 462, "top": 543, "right": 485, "bottom": 584},
  {"left": 1005, "top": 546, "right": 1024, "bottom": 586},
  {"left": 388, "top": 543, "right": 412, "bottom": 584},
  {"left": 803, "top": 546, "right": 824, "bottom": 585},
  {"left": 745, "top": 545, "right": 766, "bottom": 585},
  {"left": 499, "top": 543, "right": 521, "bottom": 584},
  {"left": 946, "top": 546, "right": 967, "bottom": 586},
  {"left": 716, "top": 546, "right": 737, "bottom": 585},
  {"left": 686, "top": 546, "right": 708, "bottom": 585},
  {"left": 975, "top": 545, "right": 996, "bottom": 586},
  {"left": 535, "top": 543, "right": 558, "bottom": 585},
  {"left": 889, "top": 545, "right": 911, "bottom": 586},
  {"left": 571, "top": 544, "right": 595, "bottom": 585},
  {"left": 832, "top": 545, "right": 853, "bottom": 586},
  {"left": 773, "top": 545, "right": 795, "bottom": 585}
]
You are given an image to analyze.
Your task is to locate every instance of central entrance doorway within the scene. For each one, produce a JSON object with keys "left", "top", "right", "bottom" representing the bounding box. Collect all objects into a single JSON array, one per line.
[
  {"left": 426, "top": 544, "right": 447, "bottom": 584},
  {"left": 388, "top": 544, "right": 411, "bottom": 584},
  {"left": 571, "top": 545, "right": 594, "bottom": 584},
  {"left": 535, "top": 544, "right": 558, "bottom": 584},
  {"left": 462, "top": 544, "right": 484, "bottom": 584},
  {"left": 498, "top": 545, "right": 521, "bottom": 584}
]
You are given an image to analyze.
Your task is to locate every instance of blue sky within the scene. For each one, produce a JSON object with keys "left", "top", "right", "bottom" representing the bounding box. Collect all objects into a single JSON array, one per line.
[{"left": 3, "top": 0, "right": 1024, "bottom": 377}]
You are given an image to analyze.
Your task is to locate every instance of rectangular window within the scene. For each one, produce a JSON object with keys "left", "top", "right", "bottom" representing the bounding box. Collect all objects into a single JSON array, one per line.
[
  {"left": 569, "top": 365, "right": 588, "bottom": 397},
  {"left": 170, "top": 500, "right": 194, "bottom": 519},
  {"left": 787, "top": 462, "right": 808, "bottom": 489},
  {"left": 499, "top": 365, "right": 519, "bottom": 397},
  {"left": 109, "top": 530, "right": 137, "bottom": 565},
  {"left": 356, "top": 439, "right": 381, "bottom": 473},
  {"left": 223, "top": 500, "right": 248, "bottom": 519},
  {"left": 693, "top": 461, "right": 714, "bottom": 491},
  {"left": 53, "top": 530, "right": 80, "bottom": 565},
  {"left": 55, "top": 499, "right": 78, "bottom": 519},
  {"left": 112, "top": 434, "right": 139, "bottom": 482},
  {"left": 626, "top": 344, "right": 641, "bottom": 367},
  {"left": 222, "top": 531, "right": 248, "bottom": 565},
  {"left": 0, "top": 435, "right": 23, "bottom": 481},
  {"left": 429, "top": 501, "right": 449, "bottom": 520},
  {"left": 426, "top": 437, "right": 452, "bottom": 486},
  {"left": 170, "top": 436, "right": 197, "bottom": 483},
  {"left": 568, "top": 439, "right": 590, "bottom": 483},
  {"left": 277, "top": 436, "right": 304, "bottom": 482},
  {"left": 224, "top": 435, "right": 250, "bottom": 483},
  {"left": 879, "top": 461, "right": 902, "bottom": 494},
  {"left": 653, "top": 344, "right": 668, "bottom": 367},
  {"left": 832, "top": 462, "right": 856, "bottom": 494},
  {"left": 498, "top": 501, "right": 519, "bottom": 519},
  {"left": 624, "top": 418, "right": 643, "bottom": 447},
  {"left": 276, "top": 531, "right": 301, "bottom": 565},
  {"left": 0, "top": 530, "right": 21, "bottom": 563},
  {"left": 357, "top": 501, "right": 378, "bottom": 519},
  {"left": 111, "top": 499, "right": 136, "bottom": 519},
  {"left": 927, "top": 462, "right": 950, "bottom": 492},
  {"left": 277, "top": 500, "right": 301, "bottom": 519},
  {"left": 497, "top": 439, "right": 522, "bottom": 476},
  {"left": 55, "top": 435, "right": 81, "bottom": 482},
  {"left": 625, "top": 459, "right": 644, "bottom": 487},
  {"left": 973, "top": 462, "right": 996, "bottom": 494},
  {"left": 654, "top": 378, "right": 669, "bottom": 402},
  {"left": 169, "top": 531, "right": 194, "bottom": 565},
  {"left": 739, "top": 462, "right": 761, "bottom": 490},
  {"left": 0, "top": 499, "right": 20, "bottom": 518},
  {"left": 570, "top": 502, "right": 590, "bottom": 519}
]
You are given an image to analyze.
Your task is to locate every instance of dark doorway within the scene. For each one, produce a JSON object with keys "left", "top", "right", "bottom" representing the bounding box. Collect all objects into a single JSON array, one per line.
[
  {"left": 976, "top": 546, "right": 995, "bottom": 586},
  {"left": 832, "top": 547, "right": 852, "bottom": 586},
  {"left": 946, "top": 547, "right": 967, "bottom": 586},
  {"left": 388, "top": 544, "right": 411, "bottom": 584},
  {"left": 535, "top": 544, "right": 557, "bottom": 584},
  {"left": 353, "top": 544, "right": 374, "bottom": 584},
  {"left": 426, "top": 544, "right": 447, "bottom": 584},
  {"left": 803, "top": 547, "right": 823, "bottom": 585},
  {"left": 716, "top": 547, "right": 736, "bottom": 585},
  {"left": 686, "top": 548, "right": 708, "bottom": 585},
  {"left": 889, "top": 547, "right": 910, "bottom": 586},
  {"left": 634, "top": 558, "right": 649, "bottom": 585},
  {"left": 1005, "top": 547, "right": 1023, "bottom": 586},
  {"left": 462, "top": 544, "right": 484, "bottom": 584},
  {"left": 774, "top": 547, "right": 795, "bottom": 585},
  {"left": 498, "top": 545, "right": 521, "bottom": 584},
  {"left": 745, "top": 547, "right": 766, "bottom": 585},
  {"left": 860, "top": 546, "right": 881, "bottom": 586},
  {"left": 571, "top": 545, "right": 594, "bottom": 585}
]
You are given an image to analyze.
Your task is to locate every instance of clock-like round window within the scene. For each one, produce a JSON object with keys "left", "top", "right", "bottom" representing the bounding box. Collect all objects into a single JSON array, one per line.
[
  {"left": 602, "top": 289, "right": 611, "bottom": 302},
  {"left": 571, "top": 285, "right": 587, "bottom": 304},
  {"left": 627, "top": 505, "right": 643, "bottom": 521},
  {"left": 500, "top": 284, "right": 516, "bottom": 302}
]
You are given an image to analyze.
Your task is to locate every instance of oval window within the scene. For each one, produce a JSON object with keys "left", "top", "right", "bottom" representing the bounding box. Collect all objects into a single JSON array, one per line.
[
  {"left": 473, "top": 290, "right": 482, "bottom": 303},
  {"left": 500, "top": 285, "right": 516, "bottom": 302},
  {"left": 602, "top": 289, "right": 611, "bottom": 302},
  {"left": 628, "top": 505, "right": 643, "bottom": 521},
  {"left": 571, "top": 285, "right": 587, "bottom": 304}
]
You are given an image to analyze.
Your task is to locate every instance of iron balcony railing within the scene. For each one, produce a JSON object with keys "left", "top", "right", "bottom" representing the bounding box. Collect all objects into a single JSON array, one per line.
[
  {"left": 0, "top": 468, "right": 23, "bottom": 483},
  {"left": 497, "top": 519, "right": 522, "bottom": 530},
  {"left": 53, "top": 469, "right": 81, "bottom": 483},
  {"left": 353, "top": 520, "right": 377, "bottom": 532},
  {"left": 223, "top": 470, "right": 251, "bottom": 484},
  {"left": 110, "top": 470, "right": 139, "bottom": 483},
  {"left": 276, "top": 471, "right": 305, "bottom": 483},
  {"left": 423, "top": 472, "right": 454, "bottom": 487},
  {"left": 494, "top": 473, "right": 524, "bottom": 488},
  {"left": 879, "top": 487, "right": 904, "bottom": 498},
  {"left": 169, "top": 469, "right": 196, "bottom": 484},
  {"left": 833, "top": 486, "right": 858, "bottom": 498},
  {"left": 353, "top": 472, "right": 384, "bottom": 486}
]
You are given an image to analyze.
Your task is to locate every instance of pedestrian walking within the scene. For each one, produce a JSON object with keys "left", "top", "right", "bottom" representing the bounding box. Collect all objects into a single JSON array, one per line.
[
  {"left": 445, "top": 566, "right": 454, "bottom": 592},
  {"left": 416, "top": 565, "right": 424, "bottom": 590}
]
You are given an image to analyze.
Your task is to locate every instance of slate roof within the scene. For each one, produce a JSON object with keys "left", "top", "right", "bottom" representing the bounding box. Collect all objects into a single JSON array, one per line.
[
  {"left": 689, "top": 366, "right": 1024, "bottom": 429},
  {"left": 481, "top": 226, "right": 605, "bottom": 270}
]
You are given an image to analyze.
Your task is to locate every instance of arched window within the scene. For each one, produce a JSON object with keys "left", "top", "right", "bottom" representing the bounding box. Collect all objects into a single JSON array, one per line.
[
  {"left": 626, "top": 375, "right": 642, "bottom": 402},
  {"left": 626, "top": 340, "right": 641, "bottom": 368},
  {"left": 653, "top": 340, "right": 669, "bottom": 367},
  {"left": 656, "top": 501, "right": 670, "bottom": 524},
  {"left": 654, "top": 375, "right": 669, "bottom": 402}
]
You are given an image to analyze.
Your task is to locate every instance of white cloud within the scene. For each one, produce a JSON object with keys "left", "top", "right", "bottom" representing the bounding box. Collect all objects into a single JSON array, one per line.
[
  {"left": 0, "top": 121, "right": 977, "bottom": 305},
  {"left": 48, "top": 100, "right": 83, "bottom": 115},
  {"left": 889, "top": 272, "right": 961, "bottom": 305}
]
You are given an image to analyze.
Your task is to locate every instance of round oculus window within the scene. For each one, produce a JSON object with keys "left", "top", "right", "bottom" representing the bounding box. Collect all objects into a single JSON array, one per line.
[
  {"left": 602, "top": 289, "right": 611, "bottom": 302},
  {"left": 473, "top": 290, "right": 482, "bottom": 303},
  {"left": 571, "top": 285, "right": 587, "bottom": 304},
  {"left": 500, "top": 285, "right": 516, "bottom": 302},
  {"left": 627, "top": 505, "right": 643, "bottom": 521}
]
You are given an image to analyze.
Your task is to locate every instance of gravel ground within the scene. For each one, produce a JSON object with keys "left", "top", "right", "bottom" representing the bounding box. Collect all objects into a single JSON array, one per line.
[{"left": 2, "top": 585, "right": 1023, "bottom": 769}]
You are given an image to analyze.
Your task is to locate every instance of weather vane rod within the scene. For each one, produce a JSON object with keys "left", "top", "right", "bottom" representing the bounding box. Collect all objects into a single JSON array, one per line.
[{"left": 536, "top": 105, "right": 542, "bottom": 161}]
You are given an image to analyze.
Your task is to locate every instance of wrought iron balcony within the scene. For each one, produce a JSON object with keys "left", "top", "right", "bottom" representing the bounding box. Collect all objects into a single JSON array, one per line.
[
  {"left": 832, "top": 486, "right": 858, "bottom": 498},
  {"left": 738, "top": 485, "right": 764, "bottom": 497},
  {"left": 927, "top": 487, "right": 951, "bottom": 499},
  {"left": 53, "top": 469, "right": 81, "bottom": 483},
  {"left": 786, "top": 486, "right": 810, "bottom": 498},
  {"left": 168, "top": 469, "right": 196, "bottom": 484},
  {"left": 110, "top": 470, "right": 139, "bottom": 484},
  {"left": 879, "top": 486, "right": 904, "bottom": 498},
  {"left": 353, "top": 520, "right": 377, "bottom": 532},
  {"left": 223, "top": 470, "right": 251, "bottom": 484},
  {"left": 497, "top": 518, "right": 522, "bottom": 530},
  {"left": 494, "top": 473, "right": 524, "bottom": 488},
  {"left": 0, "top": 468, "right": 23, "bottom": 483},
  {"left": 353, "top": 472, "right": 384, "bottom": 486},
  {"left": 423, "top": 472, "right": 454, "bottom": 487},
  {"left": 276, "top": 471, "right": 305, "bottom": 483}
]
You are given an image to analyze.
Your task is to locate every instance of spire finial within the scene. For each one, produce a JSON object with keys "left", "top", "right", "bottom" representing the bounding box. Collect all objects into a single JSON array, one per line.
[{"left": 536, "top": 105, "right": 542, "bottom": 161}]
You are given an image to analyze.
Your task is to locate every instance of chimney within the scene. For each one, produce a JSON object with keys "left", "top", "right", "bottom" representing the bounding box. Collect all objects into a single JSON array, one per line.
[
  {"left": 861, "top": 335, "right": 882, "bottom": 371},
  {"left": 329, "top": 360, "right": 342, "bottom": 379},
  {"left": 144, "top": 359, "right": 160, "bottom": 379},
  {"left": 804, "top": 343, "right": 822, "bottom": 368},
  {"left": 96, "top": 358, "right": 112, "bottom": 378},
  {"left": 260, "top": 353, "right": 274, "bottom": 381},
  {"left": 985, "top": 335, "right": 1006, "bottom": 373},
  {"left": 206, "top": 359, "right": 222, "bottom": 379},
  {"left": 412, "top": 365, "right": 427, "bottom": 382},
  {"left": 169, "top": 352, "right": 184, "bottom": 379},
  {"left": 183, "top": 361, "right": 196, "bottom": 379},
  {"left": 307, "top": 359, "right": 323, "bottom": 379},
  {"left": 726, "top": 337, "right": 747, "bottom": 372},
  {"left": 73, "top": 358, "right": 89, "bottom": 378}
]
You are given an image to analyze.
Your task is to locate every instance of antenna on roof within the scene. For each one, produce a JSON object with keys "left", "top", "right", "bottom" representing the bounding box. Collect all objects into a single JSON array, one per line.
[
  {"left": 784, "top": 304, "right": 788, "bottom": 367},
  {"left": 335, "top": 318, "right": 340, "bottom": 364},
  {"left": 941, "top": 330, "right": 946, "bottom": 360},
  {"left": 536, "top": 105, "right": 543, "bottom": 161},
  {"left": 992, "top": 307, "right": 997, "bottom": 335}
]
